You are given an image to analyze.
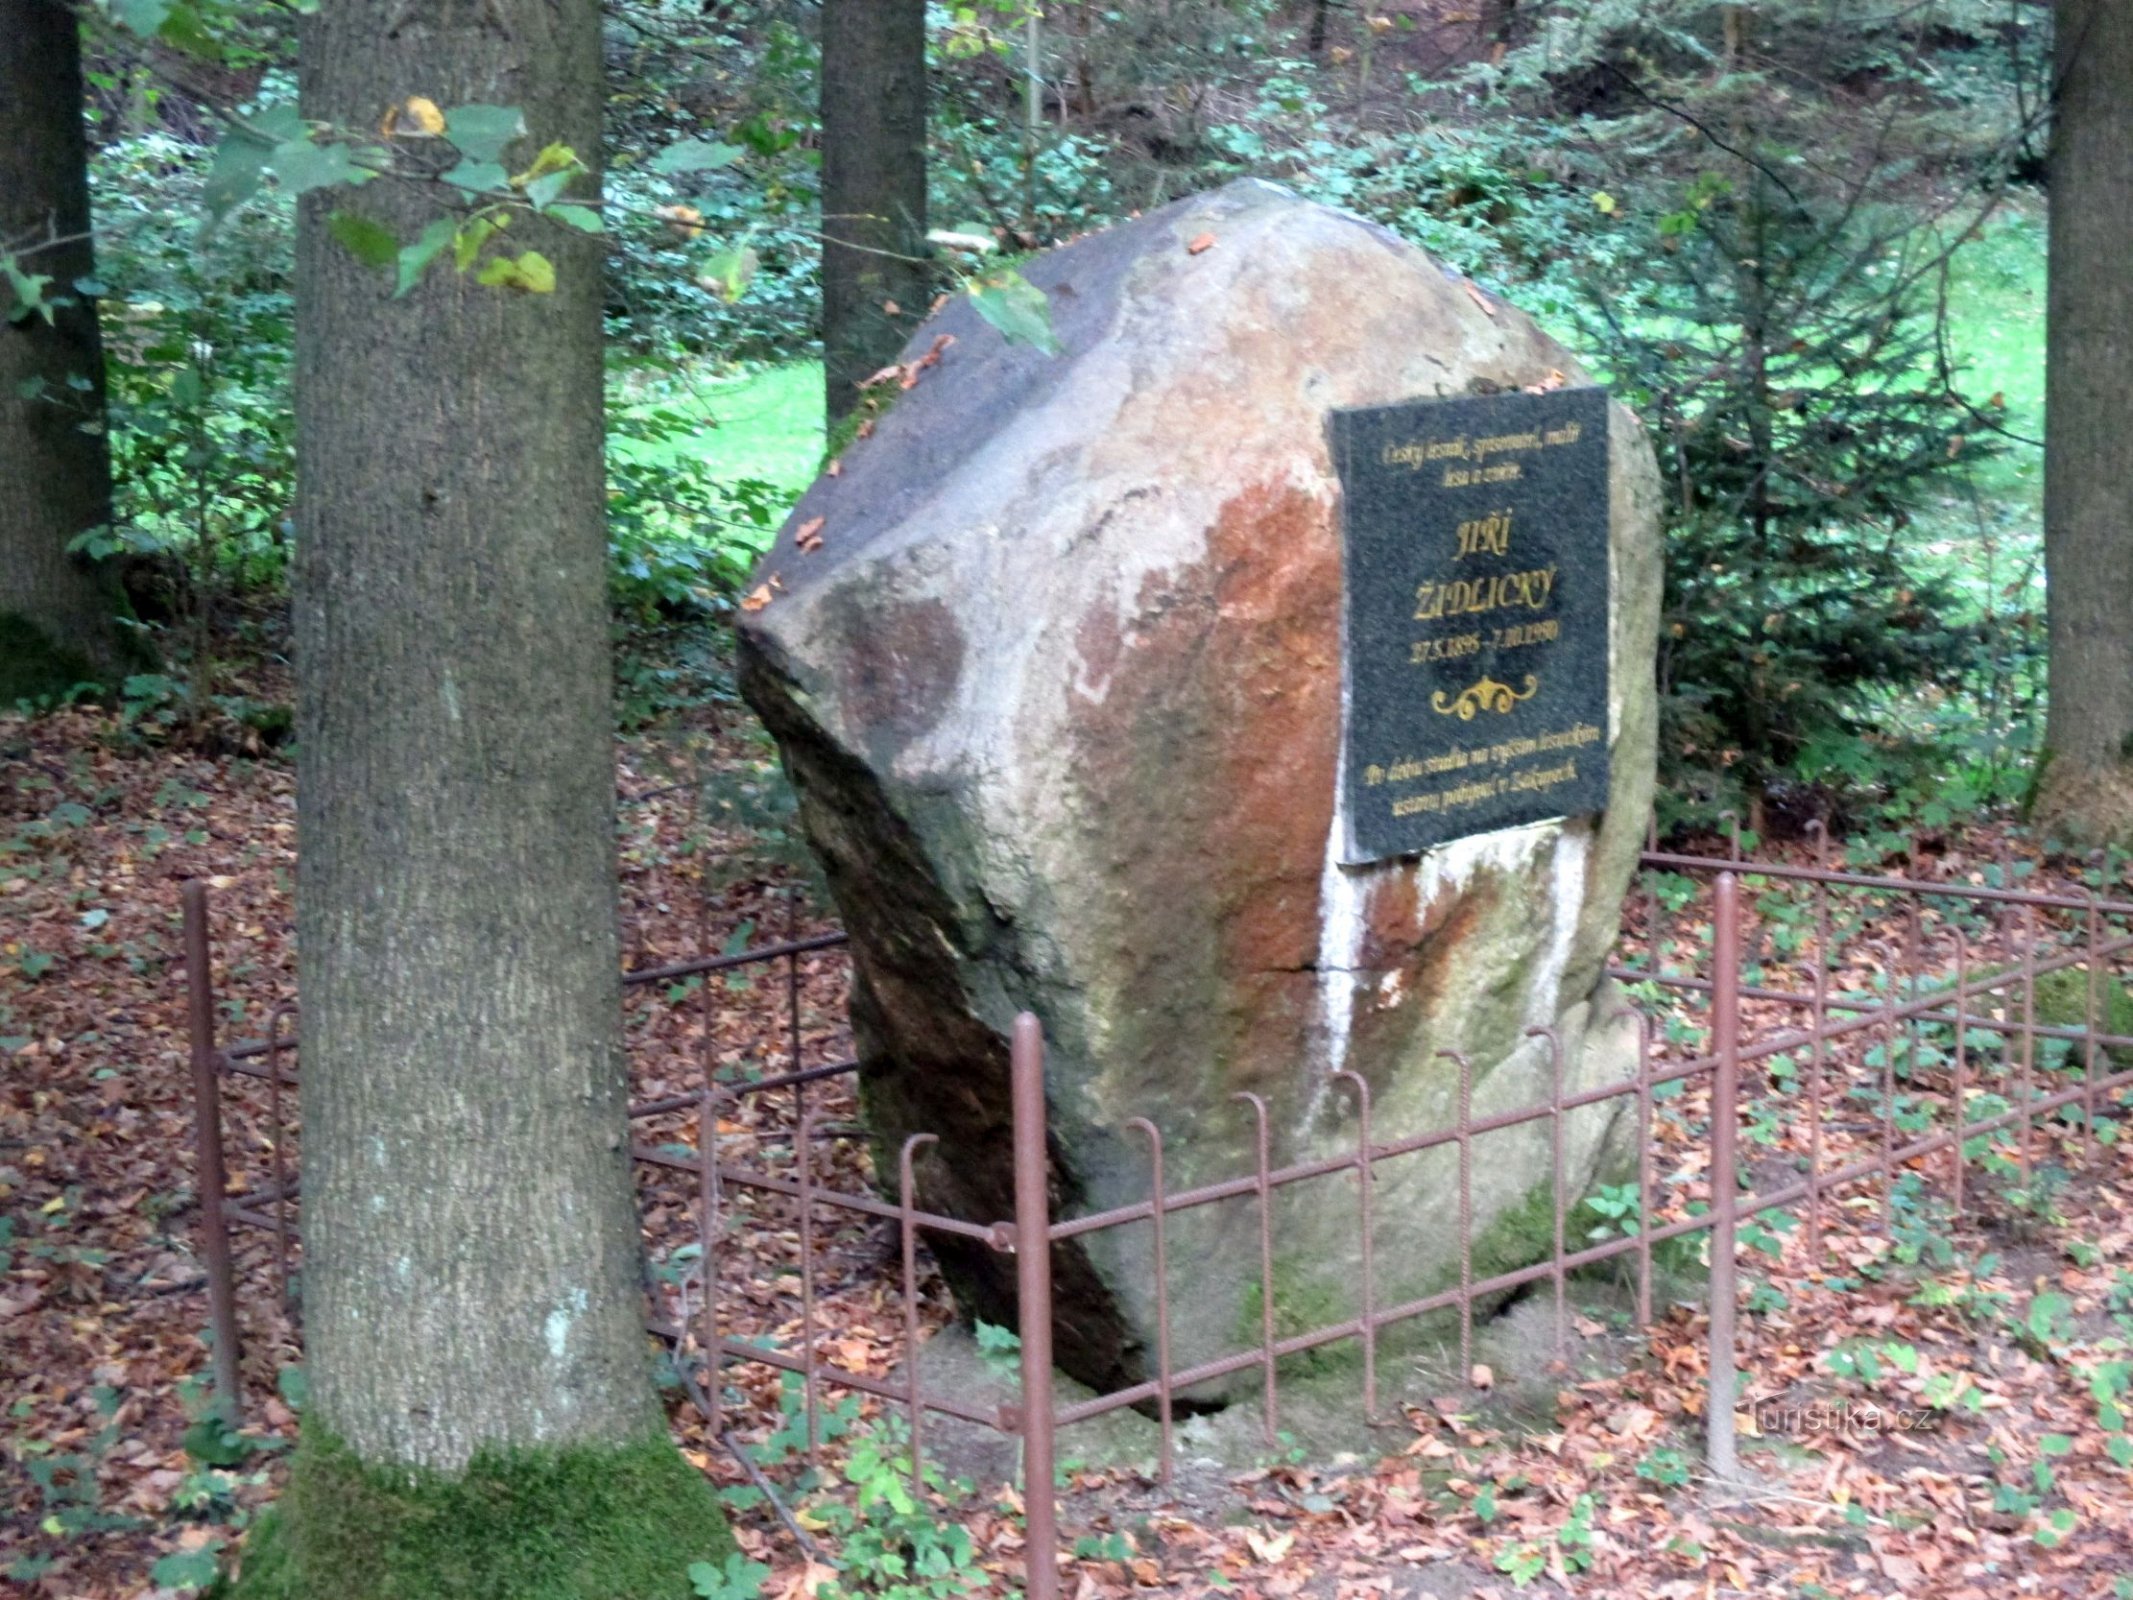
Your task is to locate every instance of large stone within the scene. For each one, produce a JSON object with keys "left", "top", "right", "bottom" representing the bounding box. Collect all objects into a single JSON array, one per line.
[{"left": 738, "top": 179, "right": 1663, "bottom": 1400}]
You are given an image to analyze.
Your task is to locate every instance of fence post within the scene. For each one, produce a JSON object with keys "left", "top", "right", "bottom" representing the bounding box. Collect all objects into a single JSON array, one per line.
[
  {"left": 1010, "top": 1013, "right": 1058, "bottom": 1600},
  {"left": 1706, "top": 871, "right": 1741, "bottom": 1482},
  {"left": 182, "top": 880, "right": 244, "bottom": 1424}
]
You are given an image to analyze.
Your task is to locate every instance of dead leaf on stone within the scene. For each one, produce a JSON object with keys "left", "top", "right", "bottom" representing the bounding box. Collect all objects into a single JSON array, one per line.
[
  {"left": 1461, "top": 279, "right": 1499, "bottom": 318},
  {"left": 1605, "top": 1404, "right": 1658, "bottom": 1440},
  {"left": 859, "top": 364, "right": 904, "bottom": 391},
  {"left": 1188, "top": 232, "right": 1217, "bottom": 255},
  {"left": 740, "top": 580, "right": 776, "bottom": 613},
  {"left": 1470, "top": 1362, "right": 1495, "bottom": 1389},
  {"left": 796, "top": 517, "right": 826, "bottom": 554},
  {"left": 827, "top": 458, "right": 843, "bottom": 477},
  {"left": 1244, "top": 1528, "right": 1295, "bottom": 1564}
]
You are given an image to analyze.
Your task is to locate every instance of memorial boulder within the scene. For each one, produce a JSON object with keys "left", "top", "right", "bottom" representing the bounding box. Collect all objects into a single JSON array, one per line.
[{"left": 738, "top": 179, "right": 1663, "bottom": 1398}]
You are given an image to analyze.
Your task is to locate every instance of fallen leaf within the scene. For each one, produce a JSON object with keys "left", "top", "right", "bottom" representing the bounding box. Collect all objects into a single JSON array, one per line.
[
  {"left": 740, "top": 583, "right": 774, "bottom": 613},
  {"left": 1244, "top": 1529, "right": 1295, "bottom": 1564},
  {"left": 1461, "top": 279, "right": 1499, "bottom": 318},
  {"left": 795, "top": 517, "right": 826, "bottom": 554},
  {"left": 383, "top": 96, "right": 446, "bottom": 137},
  {"left": 1470, "top": 1363, "right": 1495, "bottom": 1389},
  {"left": 654, "top": 203, "right": 705, "bottom": 241},
  {"left": 1188, "top": 232, "right": 1217, "bottom": 255}
]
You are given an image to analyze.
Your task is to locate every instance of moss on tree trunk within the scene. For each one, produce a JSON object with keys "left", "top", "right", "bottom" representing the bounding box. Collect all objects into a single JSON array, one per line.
[{"left": 221, "top": 1428, "right": 734, "bottom": 1600}]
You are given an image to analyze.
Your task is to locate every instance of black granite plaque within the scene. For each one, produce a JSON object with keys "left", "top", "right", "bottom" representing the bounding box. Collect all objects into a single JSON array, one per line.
[{"left": 1331, "top": 386, "right": 1612, "bottom": 861}]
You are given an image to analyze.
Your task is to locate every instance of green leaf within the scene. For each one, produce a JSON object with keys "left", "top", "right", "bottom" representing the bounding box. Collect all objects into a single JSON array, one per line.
[
  {"left": 2035, "top": 1507, "right": 2079, "bottom": 1548},
  {"left": 150, "top": 1544, "right": 222, "bottom": 1592},
  {"left": 155, "top": 1, "right": 223, "bottom": 58},
  {"left": 276, "top": 1364, "right": 308, "bottom": 1410},
  {"left": 202, "top": 125, "right": 279, "bottom": 227},
  {"left": 697, "top": 246, "right": 759, "bottom": 303},
  {"left": 272, "top": 137, "right": 369, "bottom": 198},
  {"left": 516, "top": 141, "right": 580, "bottom": 182},
  {"left": 452, "top": 214, "right": 506, "bottom": 271},
  {"left": 968, "top": 269, "right": 1061, "bottom": 355},
  {"left": 441, "top": 160, "right": 509, "bottom": 197},
  {"left": 475, "top": 250, "right": 556, "bottom": 294},
  {"left": 524, "top": 168, "right": 573, "bottom": 209},
  {"left": 395, "top": 217, "right": 458, "bottom": 297},
  {"left": 688, "top": 1552, "right": 769, "bottom": 1600},
  {"left": 250, "top": 104, "right": 306, "bottom": 141},
  {"left": 2108, "top": 1435, "right": 2133, "bottom": 1468},
  {"left": 110, "top": 0, "right": 172, "bottom": 34},
  {"left": 547, "top": 204, "right": 604, "bottom": 234},
  {"left": 2039, "top": 1432, "right": 2075, "bottom": 1456},
  {"left": 651, "top": 138, "right": 742, "bottom": 175},
  {"left": 443, "top": 103, "right": 526, "bottom": 164},
  {"left": 327, "top": 211, "right": 399, "bottom": 270},
  {"left": 3, "top": 262, "right": 54, "bottom": 326},
  {"left": 180, "top": 1415, "right": 250, "bottom": 1468}
]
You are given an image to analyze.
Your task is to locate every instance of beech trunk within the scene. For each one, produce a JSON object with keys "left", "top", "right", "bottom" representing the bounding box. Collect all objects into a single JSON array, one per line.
[
  {"left": 821, "top": 0, "right": 929, "bottom": 425},
  {"left": 294, "top": 0, "right": 656, "bottom": 1472},
  {"left": 0, "top": 0, "right": 131, "bottom": 696},
  {"left": 2037, "top": 0, "right": 2133, "bottom": 845}
]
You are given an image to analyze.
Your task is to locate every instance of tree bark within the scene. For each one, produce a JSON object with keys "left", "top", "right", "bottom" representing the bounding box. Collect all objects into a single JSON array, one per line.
[
  {"left": 2036, "top": 0, "right": 2133, "bottom": 846},
  {"left": 821, "top": 0, "right": 929, "bottom": 425},
  {"left": 0, "top": 0, "right": 132, "bottom": 697},
  {"left": 293, "top": 0, "right": 656, "bottom": 1476}
]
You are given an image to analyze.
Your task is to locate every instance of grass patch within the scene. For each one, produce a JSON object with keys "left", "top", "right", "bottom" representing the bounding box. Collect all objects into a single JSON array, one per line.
[{"left": 613, "top": 361, "right": 825, "bottom": 499}]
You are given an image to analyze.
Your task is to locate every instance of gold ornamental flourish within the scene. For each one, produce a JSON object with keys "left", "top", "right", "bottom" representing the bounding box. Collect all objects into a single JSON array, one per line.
[{"left": 1431, "top": 673, "right": 1539, "bottom": 720}]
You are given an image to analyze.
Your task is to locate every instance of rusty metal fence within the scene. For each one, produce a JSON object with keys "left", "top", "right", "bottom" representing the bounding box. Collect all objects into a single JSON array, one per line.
[{"left": 181, "top": 838, "right": 2133, "bottom": 1600}]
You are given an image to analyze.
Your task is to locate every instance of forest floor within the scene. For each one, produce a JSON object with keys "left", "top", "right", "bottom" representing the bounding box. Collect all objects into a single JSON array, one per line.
[{"left": 10, "top": 675, "right": 2133, "bottom": 1600}]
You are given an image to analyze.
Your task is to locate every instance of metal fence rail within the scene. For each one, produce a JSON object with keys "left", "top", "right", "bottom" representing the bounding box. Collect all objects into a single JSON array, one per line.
[{"left": 181, "top": 844, "right": 2133, "bottom": 1600}]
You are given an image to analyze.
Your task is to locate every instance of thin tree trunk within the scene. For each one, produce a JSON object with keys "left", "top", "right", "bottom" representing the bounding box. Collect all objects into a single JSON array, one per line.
[
  {"left": 1310, "top": 0, "right": 1333, "bottom": 57},
  {"left": 2036, "top": 0, "right": 2133, "bottom": 845},
  {"left": 821, "top": 0, "right": 928, "bottom": 426},
  {"left": 294, "top": 0, "right": 660, "bottom": 1487},
  {"left": 0, "top": 0, "right": 132, "bottom": 697}
]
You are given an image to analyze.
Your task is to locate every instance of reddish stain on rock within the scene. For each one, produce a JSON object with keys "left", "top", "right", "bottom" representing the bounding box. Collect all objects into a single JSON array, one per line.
[{"left": 1066, "top": 481, "right": 1340, "bottom": 1090}]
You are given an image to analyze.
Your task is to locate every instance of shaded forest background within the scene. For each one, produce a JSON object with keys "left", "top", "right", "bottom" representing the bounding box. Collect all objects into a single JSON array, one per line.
[{"left": 19, "top": 0, "right": 2060, "bottom": 851}]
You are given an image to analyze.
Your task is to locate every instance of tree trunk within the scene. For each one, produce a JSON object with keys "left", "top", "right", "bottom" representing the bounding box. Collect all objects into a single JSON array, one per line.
[
  {"left": 2036, "top": 0, "right": 2133, "bottom": 846},
  {"left": 0, "top": 0, "right": 132, "bottom": 699},
  {"left": 1310, "top": 0, "right": 1333, "bottom": 57},
  {"left": 821, "top": 0, "right": 928, "bottom": 426},
  {"left": 240, "top": 0, "right": 731, "bottom": 1591}
]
